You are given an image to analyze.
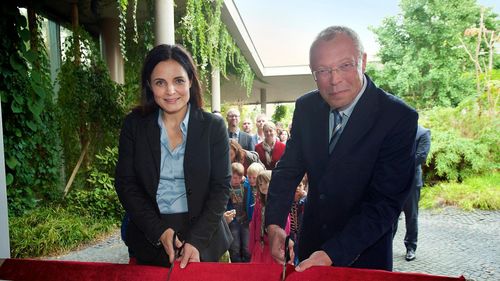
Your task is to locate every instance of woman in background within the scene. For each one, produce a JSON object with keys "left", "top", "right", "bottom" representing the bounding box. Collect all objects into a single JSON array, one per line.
[{"left": 255, "top": 122, "right": 286, "bottom": 170}]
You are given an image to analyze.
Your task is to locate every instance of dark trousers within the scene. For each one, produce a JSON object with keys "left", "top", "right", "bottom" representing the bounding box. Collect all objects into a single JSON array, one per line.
[
  {"left": 393, "top": 185, "right": 421, "bottom": 251},
  {"left": 228, "top": 220, "right": 250, "bottom": 262}
]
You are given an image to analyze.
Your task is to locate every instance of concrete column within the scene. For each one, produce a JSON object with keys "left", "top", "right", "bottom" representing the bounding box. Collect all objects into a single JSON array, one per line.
[
  {"left": 48, "top": 20, "right": 61, "bottom": 95},
  {"left": 260, "top": 88, "right": 267, "bottom": 114},
  {"left": 100, "top": 18, "right": 124, "bottom": 84},
  {"left": 0, "top": 104, "right": 11, "bottom": 258},
  {"left": 211, "top": 68, "right": 221, "bottom": 112},
  {"left": 155, "top": 0, "right": 175, "bottom": 45}
]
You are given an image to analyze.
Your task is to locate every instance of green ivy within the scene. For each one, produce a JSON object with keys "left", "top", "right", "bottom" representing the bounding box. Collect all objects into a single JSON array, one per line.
[
  {"left": 178, "top": 0, "right": 255, "bottom": 96},
  {"left": 1, "top": 4, "right": 62, "bottom": 215},
  {"left": 117, "top": 0, "right": 155, "bottom": 111},
  {"left": 57, "top": 28, "right": 125, "bottom": 186},
  {"left": 117, "top": 0, "right": 255, "bottom": 107}
]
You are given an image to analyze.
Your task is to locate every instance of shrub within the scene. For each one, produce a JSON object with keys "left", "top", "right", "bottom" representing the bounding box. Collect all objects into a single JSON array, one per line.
[
  {"left": 66, "top": 147, "right": 124, "bottom": 221},
  {"left": 9, "top": 206, "right": 118, "bottom": 258},
  {"left": 422, "top": 102, "right": 499, "bottom": 182}
]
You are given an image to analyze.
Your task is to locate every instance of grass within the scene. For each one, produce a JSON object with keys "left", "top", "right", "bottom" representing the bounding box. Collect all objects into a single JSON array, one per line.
[
  {"left": 420, "top": 172, "right": 500, "bottom": 211},
  {"left": 9, "top": 205, "right": 120, "bottom": 258}
]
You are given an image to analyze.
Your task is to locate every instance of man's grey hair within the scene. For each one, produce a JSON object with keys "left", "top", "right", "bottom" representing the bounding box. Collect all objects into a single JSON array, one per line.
[
  {"left": 227, "top": 108, "right": 240, "bottom": 117},
  {"left": 309, "top": 26, "right": 365, "bottom": 61}
]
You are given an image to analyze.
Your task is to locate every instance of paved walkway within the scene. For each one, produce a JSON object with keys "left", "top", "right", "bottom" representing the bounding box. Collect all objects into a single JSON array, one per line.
[{"left": 50, "top": 207, "right": 500, "bottom": 281}]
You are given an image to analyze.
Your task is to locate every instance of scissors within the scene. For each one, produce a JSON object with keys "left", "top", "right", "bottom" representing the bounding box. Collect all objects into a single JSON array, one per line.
[
  {"left": 166, "top": 231, "right": 185, "bottom": 281},
  {"left": 281, "top": 235, "right": 291, "bottom": 281}
]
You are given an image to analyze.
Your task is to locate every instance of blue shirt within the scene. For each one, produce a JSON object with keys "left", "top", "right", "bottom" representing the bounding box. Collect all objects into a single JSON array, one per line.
[{"left": 156, "top": 105, "right": 190, "bottom": 214}]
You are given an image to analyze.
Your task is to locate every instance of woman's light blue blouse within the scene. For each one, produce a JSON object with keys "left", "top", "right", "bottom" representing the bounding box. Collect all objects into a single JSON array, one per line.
[{"left": 156, "top": 105, "right": 190, "bottom": 214}]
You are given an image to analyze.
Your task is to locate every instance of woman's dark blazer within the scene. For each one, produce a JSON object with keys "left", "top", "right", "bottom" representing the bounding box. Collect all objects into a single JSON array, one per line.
[{"left": 115, "top": 106, "right": 231, "bottom": 260}]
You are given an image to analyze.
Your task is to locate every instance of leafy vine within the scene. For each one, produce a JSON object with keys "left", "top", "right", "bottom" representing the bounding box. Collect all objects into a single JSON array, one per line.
[
  {"left": 178, "top": 0, "right": 254, "bottom": 96},
  {"left": 117, "top": 0, "right": 255, "bottom": 101},
  {"left": 1, "top": 4, "right": 62, "bottom": 214}
]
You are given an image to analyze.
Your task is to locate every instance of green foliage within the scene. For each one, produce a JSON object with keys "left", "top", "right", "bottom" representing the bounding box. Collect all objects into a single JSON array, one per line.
[
  {"left": 420, "top": 173, "right": 500, "bottom": 210},
  {"left": 1, "top": 4, "right": 62, "bottom": 215},
  {"left": 272, "top": 104, "right": 287, "bottom": 123},
  {"left": 178, "top": 0, "right": 255, "bottom": 96},
  {"left": 422, "top": 101, "right": 499, "bottom": 182},
  {"left": 368, "top": 0, "right": 498, "bottom": 108},
  {"left": 66, "top": 147, "right": 123, "bottom": 221},
  {"left": 117, "top": 0, "right": 155, "bottom": 111},
  {"left": 57, "top": 28, "right": 125, "bottom": 182},
  {"left": 9, "top": 205, "right": 119, "bottom": 258}
]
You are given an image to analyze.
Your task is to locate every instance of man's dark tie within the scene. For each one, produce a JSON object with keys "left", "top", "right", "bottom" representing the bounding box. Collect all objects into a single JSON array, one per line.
[
  {"left": 329, "top": 110, "right": 343, "bottom": 154},
  {"left": 229, "top": 132, "right": 237, "bottom": 139}
]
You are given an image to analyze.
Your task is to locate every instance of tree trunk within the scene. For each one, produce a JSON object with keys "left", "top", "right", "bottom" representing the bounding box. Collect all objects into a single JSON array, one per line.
[{"left": 62, "top": 139, "right": 90, "bottom": 198}]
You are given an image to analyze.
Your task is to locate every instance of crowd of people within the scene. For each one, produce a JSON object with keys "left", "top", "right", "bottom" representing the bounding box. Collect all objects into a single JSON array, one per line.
[
  {"left": 222, "top": 110, "right": 306, "bottom": 264},
  {"left": 114, "top": 25, "right": 428, "bottom": 273}
]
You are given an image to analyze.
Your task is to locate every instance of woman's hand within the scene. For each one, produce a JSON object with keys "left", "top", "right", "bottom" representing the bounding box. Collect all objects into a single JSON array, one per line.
[
  {"left": 178, "top": 242, "right": 200, "bottom": 268},
  {"left": 159, "top": 228, "right": 183, "bottom": 264}
]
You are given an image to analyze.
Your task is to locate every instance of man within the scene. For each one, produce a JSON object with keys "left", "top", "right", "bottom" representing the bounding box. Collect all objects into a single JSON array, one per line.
[
  {"left": 252, "top": 113, "right": 267, "bottom": 145},
  {"left": 265, "top": 26, "right": 418, "bottom": 271},
  {"left": 394, "top": 125, "right": 431, "bottom": 261},
  {"left": 242, "top": 118, "right": 253, "bottom": 134},
  {"left": 227, "top": 108, "right": 255, "bottom": 151}
]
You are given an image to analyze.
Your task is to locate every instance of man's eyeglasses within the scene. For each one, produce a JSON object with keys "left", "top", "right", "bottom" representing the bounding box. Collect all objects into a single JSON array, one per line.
[
  {"left": 312, "top": 62, "right": 357, "bottom": 81},
  {"left": 228, "top": 115, "right": 240, "bottom": 118}
]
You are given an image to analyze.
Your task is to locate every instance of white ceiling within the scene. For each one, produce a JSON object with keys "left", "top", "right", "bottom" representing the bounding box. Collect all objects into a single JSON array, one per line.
[{"left": 220, "top": 0, "right": 316, "bottom": 104}]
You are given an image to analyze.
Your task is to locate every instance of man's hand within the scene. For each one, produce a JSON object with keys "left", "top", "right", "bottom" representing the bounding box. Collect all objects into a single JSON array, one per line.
[
  {"left": 295, "top": 250, "right": 332, "bottom": 272},
  {"left": 267, "top": 224, "right": 294, "bottom": 264}
]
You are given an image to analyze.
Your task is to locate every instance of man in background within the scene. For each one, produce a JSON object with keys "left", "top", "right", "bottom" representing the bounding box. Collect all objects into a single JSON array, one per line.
[
  {"left": 394, "top": 125, "right": 431, "bottom": 261},
  {"left": 242, "top": 118, "right": 253, "bottom": 134},
  {"left": 227, "top": 108, "right": 255, "bottom": 151}
]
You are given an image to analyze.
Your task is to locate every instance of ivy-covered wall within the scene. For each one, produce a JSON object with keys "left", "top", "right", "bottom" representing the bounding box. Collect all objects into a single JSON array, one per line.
[{"left": 1, "top": 4, "right": 62, "bottom": 215}]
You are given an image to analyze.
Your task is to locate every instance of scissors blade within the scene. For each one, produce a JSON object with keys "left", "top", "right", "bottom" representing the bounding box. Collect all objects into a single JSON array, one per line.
[
  {"left": 166, "top": 232, "right": 179, "bottom": 281},
  {"left": 166, "top": 262, "right": 174, "bottom": 281},
  {"left": 282, "top": 236, "right": 291, "bottom": 281}
]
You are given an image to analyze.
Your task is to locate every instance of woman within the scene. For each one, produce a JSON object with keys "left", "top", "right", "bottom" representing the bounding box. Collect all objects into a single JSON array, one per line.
[
  {"left": 255, "top": 122, "right": 286, "bottom": 170},
  {"left": 229, "top": 139, "right": 263, "bottom": 175},
  {"left": 279, "top": 129, "right": 289, "bottom": 144},
  {"left": 115, "top": 44, "right": 231, "bottom": 267}
]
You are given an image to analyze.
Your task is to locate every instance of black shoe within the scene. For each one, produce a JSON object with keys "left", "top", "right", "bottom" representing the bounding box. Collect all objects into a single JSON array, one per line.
[{"left": 405, "top": 249, "right": 416, "bottom": 261}]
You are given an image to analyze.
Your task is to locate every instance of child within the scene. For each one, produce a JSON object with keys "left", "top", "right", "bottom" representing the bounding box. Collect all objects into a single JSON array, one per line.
[
  {"left": 249, "top": 170, "right": 290, "bottom": 263},
  {"left": 226, "top": 162, "right": 251, "bottom": 262},
  {"left": 244, "top": 162, "right": 265, "bottom": 222},
  {"left": 290, "top": 175, "right": 308, "bottom": 265}
]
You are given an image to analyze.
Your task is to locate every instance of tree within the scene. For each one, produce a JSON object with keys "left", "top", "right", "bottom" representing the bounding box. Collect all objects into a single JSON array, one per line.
[
  {"left": 368, "top": 0, "right": 496, "bottom": 109},
  {"left": 459, "top": 7, "right": 499, "bottom": 115}
]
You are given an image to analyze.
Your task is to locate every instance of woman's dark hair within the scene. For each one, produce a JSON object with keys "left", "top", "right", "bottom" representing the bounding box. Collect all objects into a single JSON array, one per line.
[{"left": 135, "top": 44, "right": 203, "bottom": 114}]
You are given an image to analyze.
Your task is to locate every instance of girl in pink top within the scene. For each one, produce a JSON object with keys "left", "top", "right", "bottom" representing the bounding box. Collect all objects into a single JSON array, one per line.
[{"left": 249, "top": 170, "right": 290, "bottom": 263}]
